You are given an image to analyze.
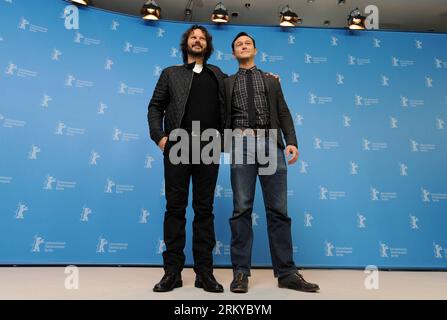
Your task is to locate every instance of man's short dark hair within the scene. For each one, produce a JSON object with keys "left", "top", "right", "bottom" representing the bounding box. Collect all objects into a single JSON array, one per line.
[
  {"left": 231, "top": 32, "right": 256, "bottom": 52},
  {"left": 180, "top": 24, "right": 214, "bottom": 64}
]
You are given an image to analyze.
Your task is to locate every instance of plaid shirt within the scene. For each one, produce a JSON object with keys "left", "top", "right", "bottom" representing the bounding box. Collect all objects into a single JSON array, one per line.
[{"left": 232, "top": 66, "right": 270, "bottom": 129}]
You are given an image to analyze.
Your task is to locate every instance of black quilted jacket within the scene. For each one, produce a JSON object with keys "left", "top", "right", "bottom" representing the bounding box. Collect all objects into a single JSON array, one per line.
[{"left": 147, "top": 62, "right": 227, "bottom": 146}]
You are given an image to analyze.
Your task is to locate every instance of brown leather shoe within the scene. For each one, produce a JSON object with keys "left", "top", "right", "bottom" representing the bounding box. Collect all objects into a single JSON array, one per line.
[
  {"left": 278, "top": 272, "right": 320, "bottom": 292},
  {"left": 230, "top": 271, "right": 249, "bottom": 293}
]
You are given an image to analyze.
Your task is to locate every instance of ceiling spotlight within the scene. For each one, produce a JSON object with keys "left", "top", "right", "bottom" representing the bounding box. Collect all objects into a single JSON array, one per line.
[
  {"left": 212, "top": 2, "right": 229, "bottom": 23},
  {"left": 141, "top": 0, "right": 161, "bottom": 21},
  {"left": 337, "top": 0, "right": 346, "bottom": 5},
  {"left": 347, "top": 8, "right": 366, "bottom": 30},
  {"left": 184, "top": 0, "right": 193, "bottom": 17},
  {"left": 280, "top": 5, "right": 301, "bottom": 27},
  {"left": 70, "top": 0, "right": 89, "bottom": 5}
]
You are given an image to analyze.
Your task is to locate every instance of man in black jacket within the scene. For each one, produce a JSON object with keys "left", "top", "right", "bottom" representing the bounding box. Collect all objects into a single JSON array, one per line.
[
  {"left": 225, "top": 32, "right": 320, "bottom": 293},
  {"left": 148, "top": 25, "right": 226, "bottom": 293}
]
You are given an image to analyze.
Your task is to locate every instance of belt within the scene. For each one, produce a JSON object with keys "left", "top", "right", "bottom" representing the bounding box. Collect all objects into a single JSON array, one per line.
[{"left": 234, "top": 128, "right": 270, "bottom": 137}]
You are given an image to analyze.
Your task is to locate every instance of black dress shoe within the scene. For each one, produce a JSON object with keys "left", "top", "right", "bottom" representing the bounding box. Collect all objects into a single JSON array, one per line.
[
  {"left": 195, "top": 272, "right": 224, "bottom": 293},
  {"left": 153, "top": 272, "right": 182, "bottom": 292},
  {"left": 278, "top": 272, "right": 320, "bottom": 293},
  {"left": 230, "top": 272, "right": 249, "bottom": 293}
]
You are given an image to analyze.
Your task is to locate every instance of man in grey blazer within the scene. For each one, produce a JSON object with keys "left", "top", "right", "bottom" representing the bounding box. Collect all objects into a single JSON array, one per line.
[{"left": 225, "top": 32, "right": 320, "bottom": 294}]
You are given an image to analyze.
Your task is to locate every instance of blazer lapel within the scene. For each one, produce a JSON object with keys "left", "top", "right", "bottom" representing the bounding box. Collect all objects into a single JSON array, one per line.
[
  {"left": 259, "top": 71, "right": 281, "bottom": 146},
  {"left": 260, "top": 71, "right": 277, "bottom": 127},
  {"left": 228, "top": 74, "right": 237, "bottom": 101},
  {"left": 226, "top": 74, "right": 237, "bottom": 122}
]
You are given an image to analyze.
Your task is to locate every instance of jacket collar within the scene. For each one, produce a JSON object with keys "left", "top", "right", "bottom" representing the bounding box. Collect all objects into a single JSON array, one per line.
[{"left": 185, "top": 61, "right": 195, "bottom": 69}]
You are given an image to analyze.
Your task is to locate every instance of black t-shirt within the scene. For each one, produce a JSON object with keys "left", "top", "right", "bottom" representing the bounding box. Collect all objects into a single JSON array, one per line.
[{"left": 181, "top": 67, "right": 220, "bottom": 132}]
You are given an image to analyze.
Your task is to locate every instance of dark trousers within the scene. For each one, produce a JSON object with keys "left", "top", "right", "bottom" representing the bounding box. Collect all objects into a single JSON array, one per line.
[
  {"left": 162, "top": 143, "right": 219, "bottom": 275},
  {"left": 230, "top": 136, "right": 297, "bottom": 278}
]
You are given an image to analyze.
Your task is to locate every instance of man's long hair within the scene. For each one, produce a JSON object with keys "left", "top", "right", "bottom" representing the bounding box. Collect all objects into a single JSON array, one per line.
[{"left": 180, "top": 24, "right": 214, "bottom": 64}]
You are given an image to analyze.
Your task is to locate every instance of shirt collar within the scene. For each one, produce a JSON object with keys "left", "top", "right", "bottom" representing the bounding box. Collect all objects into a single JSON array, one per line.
[{"left": 238, "top": 65, "right": 257, "bottom": 74}]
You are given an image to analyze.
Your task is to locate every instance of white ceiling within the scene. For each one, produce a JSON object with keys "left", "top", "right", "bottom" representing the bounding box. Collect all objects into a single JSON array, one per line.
[{"left": 89, "top": 0, "right": 447, "bottom": 32}]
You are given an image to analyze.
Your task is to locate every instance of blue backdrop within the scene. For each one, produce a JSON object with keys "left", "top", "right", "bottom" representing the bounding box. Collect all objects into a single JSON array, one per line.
[{"left": 1, "top": 0, "right": 446, "bottom": 269}]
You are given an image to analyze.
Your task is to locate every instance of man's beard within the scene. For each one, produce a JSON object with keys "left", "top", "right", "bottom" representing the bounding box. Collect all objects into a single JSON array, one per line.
[{"left": 187, "top": 45, "right": 206, "bottom": 58}]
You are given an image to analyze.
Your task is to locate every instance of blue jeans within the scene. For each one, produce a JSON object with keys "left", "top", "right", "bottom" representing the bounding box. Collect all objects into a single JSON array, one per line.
[{"left": 230, "top": 136, "right": 297, "bottom": 278}]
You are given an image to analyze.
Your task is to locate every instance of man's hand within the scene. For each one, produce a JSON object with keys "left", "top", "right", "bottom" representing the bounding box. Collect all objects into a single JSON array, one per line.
[
  {"left": 158, "top": 136, "right": 168, "bottom": 151},
  {"left": 285, "top": 145, "right": 299, "bottom": 164}
]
